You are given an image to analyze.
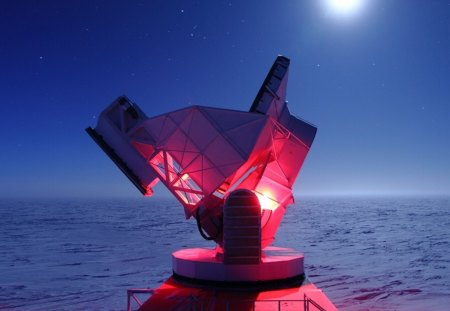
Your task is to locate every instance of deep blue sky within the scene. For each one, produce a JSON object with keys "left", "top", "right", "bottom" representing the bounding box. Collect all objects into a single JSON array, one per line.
[{"left": 1, "top": 0, "right": 449, "bottom": 198}]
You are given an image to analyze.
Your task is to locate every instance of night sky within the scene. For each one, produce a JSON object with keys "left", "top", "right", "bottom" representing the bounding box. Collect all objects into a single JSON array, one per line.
[{"left": 1, "top": 1, "right": 450, "bottom": 198}]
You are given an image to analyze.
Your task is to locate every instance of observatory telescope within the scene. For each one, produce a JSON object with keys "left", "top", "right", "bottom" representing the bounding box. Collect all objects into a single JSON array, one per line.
[{"left": 87, "top": 56, "right": 337, "bottom": 310}]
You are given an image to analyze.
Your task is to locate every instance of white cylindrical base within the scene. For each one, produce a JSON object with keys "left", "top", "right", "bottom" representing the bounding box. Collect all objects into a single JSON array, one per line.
[{"left": 172, "top": 246, "right": 304, "bottom": 283}]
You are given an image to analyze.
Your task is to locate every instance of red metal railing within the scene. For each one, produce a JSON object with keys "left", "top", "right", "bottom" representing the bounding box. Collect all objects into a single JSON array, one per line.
[{"left": 127, "top": 288, "right": 327, "bottom": 311}]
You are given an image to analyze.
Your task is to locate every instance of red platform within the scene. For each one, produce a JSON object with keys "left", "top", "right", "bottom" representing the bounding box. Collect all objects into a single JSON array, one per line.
[{"left": 136, "top": 276, "right": 337, "bottom": 311}]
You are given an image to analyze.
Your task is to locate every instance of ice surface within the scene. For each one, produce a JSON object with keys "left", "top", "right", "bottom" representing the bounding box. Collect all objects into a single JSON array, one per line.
[{"left": 0, "top": 196, "right": 449, "bottom": 310}]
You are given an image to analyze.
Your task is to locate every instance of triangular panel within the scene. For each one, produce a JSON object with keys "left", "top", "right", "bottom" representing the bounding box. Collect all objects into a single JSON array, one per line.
[
  {"left": 204, "top": 136, "right": 244, "bottom": 168},
  {"left": 187, "top": 109, "right": 219, "bottom": 151},
  {"left": 164, "top": 129, "right": 188, "bottom": 152},
  {"left": 144, "top": 115, "right": 166, "bottom": 139},
  {"left": 131, "top": 141, "right": 155, "bottom": 160},
  {"left": 130, "top": 127, "right": 155, "bottom": 144},
  {"left": 157, "top": 117, "right": 178, "bottom": 146},
  {"left": 223, "top": 118, "right": 267, "bottom": 157},
  {"left": 201, "top": 107, "right": 264, "bottom": 131},
  {"left": 168, "top": 107, "right": 192, "bottom": 126}
]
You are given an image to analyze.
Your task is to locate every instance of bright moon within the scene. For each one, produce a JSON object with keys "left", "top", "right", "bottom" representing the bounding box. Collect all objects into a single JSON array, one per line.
[{"left": 325, "top": 0, "right": 365, "bottom": 17}]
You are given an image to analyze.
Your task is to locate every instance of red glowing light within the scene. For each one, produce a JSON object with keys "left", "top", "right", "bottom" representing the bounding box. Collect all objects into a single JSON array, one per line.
[{"left": 255, "top": 190, "right": 278, "bottom": 211}]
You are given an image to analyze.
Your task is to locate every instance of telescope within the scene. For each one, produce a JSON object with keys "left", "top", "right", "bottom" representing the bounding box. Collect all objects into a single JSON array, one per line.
[{"left": 87, "top": 56, "right": 337, "bottom": 310}]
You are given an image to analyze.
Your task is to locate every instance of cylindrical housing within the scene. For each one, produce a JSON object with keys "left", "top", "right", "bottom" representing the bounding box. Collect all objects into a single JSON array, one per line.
[{"left": 223, "top": 189, "right": 261, "bottom": 265}]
